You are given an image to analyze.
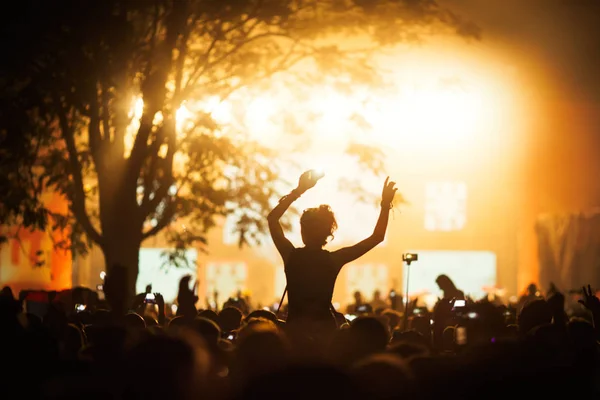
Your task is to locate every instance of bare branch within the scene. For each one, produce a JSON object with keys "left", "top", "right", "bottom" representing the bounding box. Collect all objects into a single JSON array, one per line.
[
  {"left": 209, "top": 41, "right": 308, "bottom": 102},
  {"left": 182, "top": 3, "right": 262, "bottom": 91},
  {"left": 55, "top": 96, "right": 103, "bottom": 246},
  {"left": 182, "top": 29, "right": 294, "bottom": 99}
]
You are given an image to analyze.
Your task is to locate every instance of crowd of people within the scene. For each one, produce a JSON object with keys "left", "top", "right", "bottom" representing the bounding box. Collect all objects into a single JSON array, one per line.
[
  {"left": 2, "top": 171, "right": 600, "bottom": 398},
  {"left": 2, "top": 275, "right": 600, "bottom": 399}
]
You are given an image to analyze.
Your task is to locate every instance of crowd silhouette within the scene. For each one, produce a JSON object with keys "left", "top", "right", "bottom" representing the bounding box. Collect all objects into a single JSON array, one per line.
[{"left": 1, "top": 172, "right": 600, "bottom": 399}]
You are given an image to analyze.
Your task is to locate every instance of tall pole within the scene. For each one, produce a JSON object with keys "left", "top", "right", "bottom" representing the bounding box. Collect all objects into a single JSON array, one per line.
[{"left": 402, "top": 260, "right": 411, "bottom": 331}]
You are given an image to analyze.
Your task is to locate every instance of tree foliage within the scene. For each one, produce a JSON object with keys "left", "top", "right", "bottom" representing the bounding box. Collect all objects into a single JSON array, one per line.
[{"left": 0, "top": 0, "right": 477, "bottom": 288}]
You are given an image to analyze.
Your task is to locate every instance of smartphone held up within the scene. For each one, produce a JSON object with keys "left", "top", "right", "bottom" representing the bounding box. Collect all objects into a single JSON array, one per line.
[{"left": 145, "top": 293, "right": 156, "bottom": 304}]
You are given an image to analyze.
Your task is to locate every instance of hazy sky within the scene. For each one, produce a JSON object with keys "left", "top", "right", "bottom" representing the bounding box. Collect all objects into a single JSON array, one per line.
[{"left": 443, "top": 0, "right": 600, "bottom": 104}]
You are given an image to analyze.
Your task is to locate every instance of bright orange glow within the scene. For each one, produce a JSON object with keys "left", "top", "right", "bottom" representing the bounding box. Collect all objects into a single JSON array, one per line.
[
  {"left": 183, "top": 45, "right": 519, "bottom": 159},
  {"left": 125, "top": 42, "right": 519, "bottom": 176},
  {"left": 121, "top": 41, "right": 527, "bottom": 302},
  {"left": 0, "top": 191, "right": 72, "bottom": 293}
]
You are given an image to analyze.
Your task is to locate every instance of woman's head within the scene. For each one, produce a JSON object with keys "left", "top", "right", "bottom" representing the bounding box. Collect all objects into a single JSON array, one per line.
[
  {"left": 435, "top": 274, "right": 455, "bottom": 292},
  {"left": 300, "top": 205, "right": 337, "bottom": 247}
]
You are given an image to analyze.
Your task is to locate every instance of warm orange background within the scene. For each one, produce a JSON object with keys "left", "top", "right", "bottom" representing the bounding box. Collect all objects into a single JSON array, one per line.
[{"left": 0, "top": 192, "right": 71, "bottom": 294}]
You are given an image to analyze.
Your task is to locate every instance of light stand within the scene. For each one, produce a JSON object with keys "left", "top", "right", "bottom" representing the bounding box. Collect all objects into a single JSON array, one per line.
[{"left": 402, "top": 253, "right": 418, "bottom": 331}]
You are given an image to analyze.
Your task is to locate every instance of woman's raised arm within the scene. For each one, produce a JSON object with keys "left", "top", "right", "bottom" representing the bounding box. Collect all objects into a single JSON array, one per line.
[
  {"left": 267, "top": 170, "right": 323, "bottom": 262},
  {"left": 332, "top": 177, "right": 396, "bottom": 266}
]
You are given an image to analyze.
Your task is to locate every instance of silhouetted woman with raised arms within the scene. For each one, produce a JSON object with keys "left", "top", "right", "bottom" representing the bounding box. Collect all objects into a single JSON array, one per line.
[{"left": 267, "top": 170, "right": 397, "bottom": 343}]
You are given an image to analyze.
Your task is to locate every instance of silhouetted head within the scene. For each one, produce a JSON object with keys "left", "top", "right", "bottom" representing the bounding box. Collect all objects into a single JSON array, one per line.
[
  {"left": 245, "top": 309, "right": 277, "bottom": 324},
  {"left": 123, "top": 312, "right": 146, "bottom": 330},
  {"left": 233, "top": 321, "right": 290, "bottom": 384},
  {"left": 435, "top": 275, "right": 456, "bottom": 292},
  {"left": 354, "top": 291, "right": 363, "bottom": 303},
  {"left": 526, "top": 283, "right": 538, "bottom": 296},
  {"left": 124, "top": 332, "right": 211, "bottom": 400},
  {"left": 391, "top": 329, "right": 429, "bottom": 348},
  {"left": 219, "top": 306, "right": 243, "bottom": 332},
  {"left": 518, "top": 299, "right": 552, "bottom": 335},
  {"left": 568, "top": 317, "right": 596, "bottom": 351},
  {"left": 352, "top": 353, "right": 414, "bottom": 399},
  {"left": 300, "top": 205, "right": 337, "bottom": 247},
  {"left": 346, "top": 316, "right": 389, "bottom": 362},
  {"left": 198, "top": 309, "right": 219, "bottom": 325},
  {"left": 373, "top": 290, "right": 381, "bottom": 300},
  {"left": 1, "top": 286, "right": 14, "bottom": 299},
  {"left": 382, "top": 309, "right": 402, "bottom": 331}
]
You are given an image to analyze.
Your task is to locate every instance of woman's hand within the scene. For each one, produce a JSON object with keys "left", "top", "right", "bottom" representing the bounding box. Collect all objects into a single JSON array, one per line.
[
  {"left": 381, "top": 177, "right": 397, "bottom": 207},
  {"left": 297, "top": 169, "right": 324, "bottom": 193}
]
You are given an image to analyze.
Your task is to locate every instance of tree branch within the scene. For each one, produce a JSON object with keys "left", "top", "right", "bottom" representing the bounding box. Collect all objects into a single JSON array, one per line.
[
  {"left": 100, "top": 80, "right": 111, "bottom": 143},
  {"left": 139, "top": 125, "right": 167, "bottom": 210},
  {"left": 111, "top": 90, "right": 127, "bottom": 159},
  {"left": 142, "top": 0, "right": 161, "bottom": 81},
  {"left": 142, "top": 201, "right": 176, "bottom": 240},
  {"left": 172, "top": 17, "right": 192, "bottom": 105},
  {"left": 88, "top": 83, "right": 104, "bottom": 169},
  {"left": 182, "top": 28, "right": 291, "bottom": 99},
  {"left": 129, "top": 1, "right": 187, "bottom": 180},
  {"left": 209, "top": 40, "right": 307, "bottom": 102},
  {"left": 182, "top": 2, "right": 262, "bottom": 92},
  {"left": 55, "top": 97, "right": 103, "bottom": 246},
  {"left": 139, "top": 119, "right": 176, "bottom": 219}
]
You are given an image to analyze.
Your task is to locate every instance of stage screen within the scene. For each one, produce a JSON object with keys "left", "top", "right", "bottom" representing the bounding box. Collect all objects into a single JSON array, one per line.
[
  {"left": 403, "top": 250, "right": 496, "bottom": 301},
  {"left": 136, "top": 248, "right": 198, "bottom": 303}
]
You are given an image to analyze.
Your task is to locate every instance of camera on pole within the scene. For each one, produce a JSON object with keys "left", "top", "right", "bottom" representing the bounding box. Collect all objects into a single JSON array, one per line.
[{"left": 402, "top": 253, "right": 419, "bottom": 330}]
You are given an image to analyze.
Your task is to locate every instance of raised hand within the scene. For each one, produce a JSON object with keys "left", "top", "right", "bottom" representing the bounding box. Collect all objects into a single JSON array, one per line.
[
  {"left": 177, "top": 275, "right": 199, "bottom": 319},
  {"left": 547, "top": 287, "right": 567, "bottom": 325},
  {"left": 154, "top": 293, "right": 166, "bottom": 325},
  {"left": 578, "top": 284, "right": 600, "bottom": 314},
  {"left": 155, "top": 293, "right": 165, "bottom": 309},
  {"left": 381, "top": 177, "right": 397, "bottom": 207},
  {"left": 297, "top": 169, "right": 324, "bottom": 193}
]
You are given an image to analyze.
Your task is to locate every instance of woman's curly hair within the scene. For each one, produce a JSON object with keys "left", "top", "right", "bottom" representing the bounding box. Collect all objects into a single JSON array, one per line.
[{"left": 300, "top": 205, "right": 338, "bottom": 246}]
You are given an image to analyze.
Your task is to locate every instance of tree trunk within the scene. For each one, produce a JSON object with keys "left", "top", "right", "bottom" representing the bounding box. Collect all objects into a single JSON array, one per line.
[
  {"left": 102, "top": 232, "right": 141, "bottom": 312},
  {"left": 96, "top": 160, "right": 142, "bottom": 312}
]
